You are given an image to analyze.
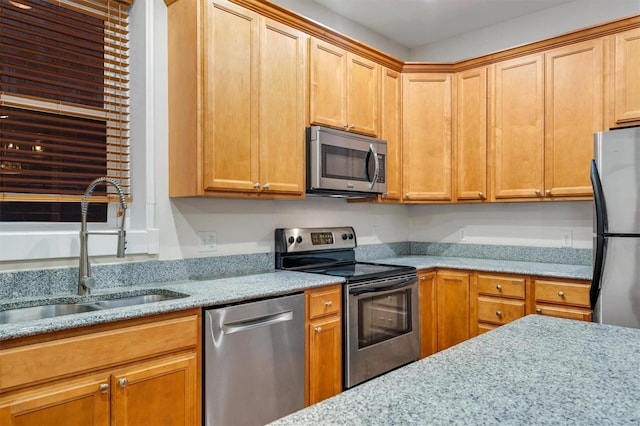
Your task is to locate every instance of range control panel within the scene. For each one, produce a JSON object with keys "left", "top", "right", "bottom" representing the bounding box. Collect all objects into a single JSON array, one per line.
[{"left": 275, "top": 227, "right": 356, "bottom": 253}]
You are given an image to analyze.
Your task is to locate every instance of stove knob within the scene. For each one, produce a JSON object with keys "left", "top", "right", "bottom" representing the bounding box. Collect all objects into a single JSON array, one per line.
[
  {"left": 288, "top": 236, "right": 295, "bottom": 244},
  {"left": 296, "top": 236, "right": 303, "bottom": 244},
  {"left": 348, "top": 233, "right": 354, "bottom": 240},
  {"left": 341, "top": 233, "right": 348, "bottom": 240}
]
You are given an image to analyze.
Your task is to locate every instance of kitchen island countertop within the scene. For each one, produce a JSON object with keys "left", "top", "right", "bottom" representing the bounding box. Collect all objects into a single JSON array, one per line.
[{"left": 271, "top": 314, "right": 640, "bottom": 425}]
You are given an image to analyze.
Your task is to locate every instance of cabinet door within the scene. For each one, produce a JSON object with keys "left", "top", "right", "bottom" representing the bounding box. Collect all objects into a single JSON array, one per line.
[
  {"left": 545, "top": 39, "right": 603, "bottom": 198},
  {"left": 308, "top": 316, "right": 342, "bottom": 405},
  {"left": 493, "top": 54, "right": 544, "bottom": 200},
  {"left": 380, "top": 67, "right": 402, "bottom": 200},
  {"left": 258, "top": 18, "right": 307, "bottom": 194},
  {"left": 203, "top": 1, "right": 260, "bottom": 191},
  {"left": 347, "top": 53, "right": 379, "bottom": 135},
  {"left": 0, "top": 375, "right": 110, "bottom": 426},
  {"left": 310, "top": 38, "right": 347, "bottom": 130},
  {"left": 419, "top": 271, "right": 437, "bottom": 358},
  {"left": 613, "top": 28, "right": 640, "bottom": 124},
  {"left": 111, "top": 353, "right": 199, "bottom": 426},
  {"left": 402, "top": 73, "right": 453, "bottom": 202},
  {"left": 436, "top": 270, "right": 470, "bottom": 351},
  {"left": 456, "top": 67, "right": 488, "bottom": 201}
]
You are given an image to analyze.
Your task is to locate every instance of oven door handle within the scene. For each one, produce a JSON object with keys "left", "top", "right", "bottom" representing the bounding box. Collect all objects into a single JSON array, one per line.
[{"left": 349, "top": 277, "right": 414, "bottom": 296}]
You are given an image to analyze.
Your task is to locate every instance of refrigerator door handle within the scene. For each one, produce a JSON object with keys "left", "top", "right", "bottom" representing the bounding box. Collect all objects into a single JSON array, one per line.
[
  {"left": 590, "top": 159, "right": 608, "bottom": 235},
  {"left": 590, "top": 235, "right": 607, "bottom": 310}
]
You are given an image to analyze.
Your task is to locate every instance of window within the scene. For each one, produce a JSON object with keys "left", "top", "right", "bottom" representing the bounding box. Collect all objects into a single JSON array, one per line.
[{"left": 0, "top": 0, "right": 131, "bottom": 222}]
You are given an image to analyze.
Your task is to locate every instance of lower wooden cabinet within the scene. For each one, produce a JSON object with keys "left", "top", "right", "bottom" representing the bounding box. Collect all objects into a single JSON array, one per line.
[
  {"left": 305, "top": 284, "right": 342, "bottom": 405},
  {"left": 473, "top": 273, "right": 530, "bottom": 336},
  {"left": 418, "top": 271, "right": 437, "bottom": 358},
  {"left": 533, "top": 278, "right": 592, "bottom": 321},
  {"left": 436, "top": 270, "right": 471, "bottom": 351},
  {"left": 0, "top": 309, "right": 201, "bottom": 426}
]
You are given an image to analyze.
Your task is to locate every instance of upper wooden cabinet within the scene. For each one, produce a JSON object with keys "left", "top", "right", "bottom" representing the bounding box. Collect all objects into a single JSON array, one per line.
[
  {"left": 492, "top": 41, "right": 603, "bottom": 201},
  {"left": 544, "top": 39, "right": 603, "bottom": 198},
  {"left": 167, "top": 0, "right": 307, "bottom": 198},
  {"left": 310, "top": 38, "right": 379, "bottom": 136},
  {"left": 612, "top": 27, "right": 640, "bottom": 126},
  {"left": 456, "top": 67, "right": 488, "bottom": 202},
  {"left": 380, "top": 67, "right": 403, "bottom": 201},
  {"left": 402, "top": 73, "right": 453, "bottom": 202}
]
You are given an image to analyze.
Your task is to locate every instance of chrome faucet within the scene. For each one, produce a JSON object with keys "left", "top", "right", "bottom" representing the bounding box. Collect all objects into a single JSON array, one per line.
[{"left": 78, "top": 177, "right": 128, "bottom": 296}]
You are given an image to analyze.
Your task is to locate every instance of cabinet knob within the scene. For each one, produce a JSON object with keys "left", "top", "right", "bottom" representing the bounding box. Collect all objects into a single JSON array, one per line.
[
  {"left": 315, "top": 327, "right": 322, "bottom": 333},
  {"left": 405, "top": 193, "right": 410, "bottom": 199},
  {"left": 349, "top": 124, "right": 355, "bottom": 130},
  {"left": 263, "top": 183, "right": 270, "bottom": 190},
  {"left": 546, "top": 189, "right": 552, "bottom": 196},
  {"left": 536, "top": 308, "right": 542, "bottom": 314},
  {"left": 420, "top": 276, "right": 426, "bottom": 281},
  {"left": 478, "top": 192, "right": 485, "bottom": 199},
  {"left": 325, "top": 301, "right": 333, "bottom": 307},
  {"left": 343, "top": 123, "right": 349, "bottom": 129},
  {"left": 253, "top": 183, "right": 260, "bottom": 189},
  {"left": 119, "top": 378, "right": 128, "bottom": 388},
  {"left": 496, "top": 310, "right": 502, "bottom": 317},
  {"left": 496, "top": 284, "right": 502, "bottom": 291},
  {"left": 99, "top": 383, "right": 109, "bottom": 393},
  {"left": 535, "top": 189, "right": 541, "bottom": 196},
  {"left": 558, "top": 291, "right": 565, "bottom": 297}
]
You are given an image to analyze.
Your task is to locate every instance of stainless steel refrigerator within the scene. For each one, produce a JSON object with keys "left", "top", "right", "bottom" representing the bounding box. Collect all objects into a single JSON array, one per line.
[{"left": 591, "top": 126, "right": 640, "bottom": 328}]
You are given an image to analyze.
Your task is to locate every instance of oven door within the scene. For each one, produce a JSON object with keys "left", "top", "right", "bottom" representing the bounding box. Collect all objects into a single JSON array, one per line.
[{"left": 344, "top": 274, "right": 420, "bottom": 389}]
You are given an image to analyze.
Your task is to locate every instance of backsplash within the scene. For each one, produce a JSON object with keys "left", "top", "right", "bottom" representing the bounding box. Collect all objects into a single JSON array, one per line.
[{"left": 0, "top": 242, "right": 590, "bottom": 299}]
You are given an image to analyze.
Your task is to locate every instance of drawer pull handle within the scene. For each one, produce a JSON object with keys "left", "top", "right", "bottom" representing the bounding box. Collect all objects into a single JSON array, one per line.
[
  {"left": 315, "top": 327, "right": 322, "bottom": 333},
  {"left": 558, "top": 291, "right": 565, "bottom": 297},
  {"left": 496, "top": 311, "right": 502, "bottom": 317},
  {"left": 536, "top": 308, "right": 542, "bottom": 314},
  {"left": 496, "top": 284, "right": 502, "bottom": 291},
  {"left": 99, "top": 384, "right": 109, "bottom": 393},
  {"left": 119, "top": 378, "right": 128, "bottom": 388},
  {"left": 325, "top": 301, "right": 333, "bottom": 307}
]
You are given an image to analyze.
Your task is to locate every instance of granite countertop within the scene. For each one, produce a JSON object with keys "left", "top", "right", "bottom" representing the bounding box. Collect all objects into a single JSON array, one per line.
[
  {"left": 271, "top": 315, "right": 640, "bottom": 425},
  {"left": 374, "top": 255, "right": 592, "bottom": 280},
  {"left": 0, "top": 254, "right": 592, "bottom": 341}
]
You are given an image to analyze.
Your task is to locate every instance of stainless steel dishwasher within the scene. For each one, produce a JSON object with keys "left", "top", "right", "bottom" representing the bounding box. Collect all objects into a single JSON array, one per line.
[{"left": 204, "top": 293, "right": 305, "bottom": 426}]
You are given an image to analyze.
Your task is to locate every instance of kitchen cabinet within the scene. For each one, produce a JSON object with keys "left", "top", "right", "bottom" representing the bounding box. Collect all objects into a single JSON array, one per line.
[
  {"left": 0, "top": 309, "right": 200, "bottom": 425},
  {"left": 533, "top": 278, "right": 592, "bottom": 321},
  {"left": 418, "top": 271, "right": 437, "bottom": 358},
  {"left": 492, "top": 54, "right": 545, "bottom": 200},
  {"left": 436, "top": 270, "right": 471, "bottom": 351},
  {"left": 379, "top": 67, "right": 403, "bottom": 201},
  {"left": 611, "top": 27, "right": 640, "bottom": 126},
  {"left": 472, "top": 273, "right": 529, "bottom": 336},
  {"left": 402, "top": 73, "right": 453, "bottom": 202},
  {"left": 310, "top": 38, "right": 379, "bottom": 136},
  {"left": 305, "top": 285, "right": 342, "bottom": 405},
  {"left": 544, "top": 39, "right": 603, "bottom": 198},
  {"left": 167, "top": 0, "right": 307, "bottom": 198},
  {"left": 455, "top": 66, "right": 489, "bottom": 202}
]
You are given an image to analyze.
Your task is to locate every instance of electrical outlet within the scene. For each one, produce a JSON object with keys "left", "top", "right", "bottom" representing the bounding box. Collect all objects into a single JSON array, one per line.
[
  {"left": 198, "top": 231, "right": 217, "bottom": 252},
  {"left": 561, "top": 230, "right": 572, "bottom": 248}
]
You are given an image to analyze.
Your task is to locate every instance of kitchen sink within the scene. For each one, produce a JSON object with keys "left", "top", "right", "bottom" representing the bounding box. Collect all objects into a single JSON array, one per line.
[{"left": 0, "top": 290, "right": 189, "bottom": 325}]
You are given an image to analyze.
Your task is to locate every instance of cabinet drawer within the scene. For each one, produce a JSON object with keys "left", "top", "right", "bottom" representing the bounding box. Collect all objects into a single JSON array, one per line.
[
  {"left": 0, "top": 313, "right": 199, "bottom": 391},
  {"left": 307, "top": 285, "right": 341, "bottom": 319},
  {"left": 477, "top": 297, "right": 525, "bottom": 325},
  {"left": 477, "top": 323, "right": 498, "bottom": 335},
  {"left": 535, "top": 305, "right": 592, "bottom": 321},
  {"left": 477, "top": 274, "right": 526, "bottom": 299},
  {"left": 534, "top": 279, "right": 590, "bottom": 308}
]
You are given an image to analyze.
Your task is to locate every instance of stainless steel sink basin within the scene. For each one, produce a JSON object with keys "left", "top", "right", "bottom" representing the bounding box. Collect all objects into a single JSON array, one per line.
[
  {"left": 0, "top": 303, "right": 101, "bottom": 324},
  {"left": 92, "top": 292, "right": 187, "bottom": 309},
  {"left": 0, "top": 290, "right": 188, "bottom": 325}
]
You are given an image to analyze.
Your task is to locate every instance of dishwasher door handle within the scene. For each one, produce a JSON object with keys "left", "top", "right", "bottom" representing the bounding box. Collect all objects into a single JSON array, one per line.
[{"left": 222, "top": 310, "right": 294, "bottom": 335}]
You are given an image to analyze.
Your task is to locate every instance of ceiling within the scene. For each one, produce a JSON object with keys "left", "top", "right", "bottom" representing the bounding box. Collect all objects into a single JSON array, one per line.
[{"left": 310, "top": 0, "right": 576, "bottom": 48}]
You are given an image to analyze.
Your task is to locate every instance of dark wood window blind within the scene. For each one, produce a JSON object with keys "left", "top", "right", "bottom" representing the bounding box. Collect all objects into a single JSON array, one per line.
[{"left": 0, "top": 0, "right": 131, "bottom": 221}]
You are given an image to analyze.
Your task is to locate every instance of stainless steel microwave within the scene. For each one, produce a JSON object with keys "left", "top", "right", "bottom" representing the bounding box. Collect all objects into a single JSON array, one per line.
[{"left": 306, "top": 126, "right": 387, "bottom": 197}]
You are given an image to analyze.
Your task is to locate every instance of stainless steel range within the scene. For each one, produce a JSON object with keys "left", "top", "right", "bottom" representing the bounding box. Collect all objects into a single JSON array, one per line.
[{"left": 275, "top": 226, "right": 420, "bottom": 389}]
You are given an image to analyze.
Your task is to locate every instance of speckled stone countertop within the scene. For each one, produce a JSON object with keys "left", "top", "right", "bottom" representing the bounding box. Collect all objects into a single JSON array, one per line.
[
  {"left": 375, "top": 255, "right": 592, "bottom": 280},
  {"left": 271, "top": 315, "right": 640, "bottom": 425},
  {"left": 0, "top": 271, "right": 343, "bottom": 341}
]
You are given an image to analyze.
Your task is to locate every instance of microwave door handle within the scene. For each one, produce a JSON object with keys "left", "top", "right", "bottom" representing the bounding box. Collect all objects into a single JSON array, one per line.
[{"left": 368, "top": 143, "right": 380, "bottom": 189}]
